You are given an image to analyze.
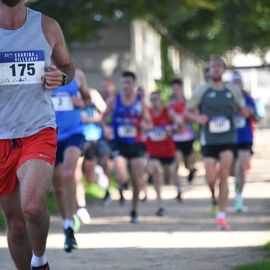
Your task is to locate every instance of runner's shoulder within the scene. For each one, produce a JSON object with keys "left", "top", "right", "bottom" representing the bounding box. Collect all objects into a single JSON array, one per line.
[
  {"left": 225, "top": 82, "right": 245, "bottom": 108},
  {"left": 41, "top": 15, "right": 62, "bottom": 47},
  {"left": 187, "top": 84, "right": 209, "bottom": 110},
  {"left": 225, "top": 82, "right": 241, "bottom": 94}
]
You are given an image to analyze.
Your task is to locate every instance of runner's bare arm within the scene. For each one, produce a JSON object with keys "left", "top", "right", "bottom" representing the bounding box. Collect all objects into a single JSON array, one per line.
[
  {"left": 141, "top": 101, "right": 153, "bottom": 131},
  {"left": 75, "top": 68, "right": 91, "bottom": 108},
  {"left": 42, "top": 15, "right": 75, "bottom": 89},
  {"left": 101, "top": 96, "right": 115, "bottom": 140},
  {"left": 89, "top": 89, "right": 107, "bottom": 114},
  {"left": 185, "top": 107, "right": 208, "bottom": 125},
  {"left": 186, "top": 86, "right": 209, "bottom": 125}
]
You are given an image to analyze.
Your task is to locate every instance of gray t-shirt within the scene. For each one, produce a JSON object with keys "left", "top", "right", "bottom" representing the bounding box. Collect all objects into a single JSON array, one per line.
[{"left": 187, "top": 83, "right": 245, "bottom": 146}]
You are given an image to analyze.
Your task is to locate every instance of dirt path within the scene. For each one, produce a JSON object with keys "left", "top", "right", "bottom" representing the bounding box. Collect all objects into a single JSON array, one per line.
[{"left": 1, "top": 129, "right": 270, "bottom": 270}]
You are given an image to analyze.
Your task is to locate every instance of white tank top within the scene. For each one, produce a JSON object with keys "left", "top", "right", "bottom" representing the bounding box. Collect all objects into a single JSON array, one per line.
[{"left": 0, "top": 8, "right": 56, "bottom": 139}]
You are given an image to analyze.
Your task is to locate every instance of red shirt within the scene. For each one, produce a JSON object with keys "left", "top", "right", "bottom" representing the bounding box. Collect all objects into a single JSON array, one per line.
[
  {"left": 169, "top": 100, "right": 195, "bottom": 142},
  {"left": 145, "top": 107, "right": 176, "bottom": 158},
  {"left": 169, "top": 100, "right": 186, "bottom": 114}
]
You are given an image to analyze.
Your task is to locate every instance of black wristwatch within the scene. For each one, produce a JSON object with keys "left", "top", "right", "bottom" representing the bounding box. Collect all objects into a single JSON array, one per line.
[{"left": 62, "top": 72, "right": 69, "bottom": 86}]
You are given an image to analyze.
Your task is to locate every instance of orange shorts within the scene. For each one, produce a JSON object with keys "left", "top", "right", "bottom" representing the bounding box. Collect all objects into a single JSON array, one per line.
[{"left": 0, "top": 128, "right": 57, "bottom": 195}]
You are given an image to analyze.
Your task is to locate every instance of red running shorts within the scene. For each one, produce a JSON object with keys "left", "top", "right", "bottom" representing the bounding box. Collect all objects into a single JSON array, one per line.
[{"left": 0, "top": 128, "right": 57, "bottom": 195}]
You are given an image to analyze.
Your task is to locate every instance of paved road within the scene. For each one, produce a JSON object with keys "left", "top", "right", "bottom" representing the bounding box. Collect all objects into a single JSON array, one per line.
[{"left": 1, "top": 129, "right": 270, "bottom": 270}]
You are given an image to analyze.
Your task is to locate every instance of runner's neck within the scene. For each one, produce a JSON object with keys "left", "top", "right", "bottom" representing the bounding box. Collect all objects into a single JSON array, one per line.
[
  {"left": 152, "top": 106, "right": 163, "bottom": 115},
  {"left": 211, "top": 80, "right": 225, "bottom": 90},
  {"left": 0, "top": 4, "right": 26, "bottom": 30},
  {"left": 121, "top": 92, "right": 137, "bottom": 106}
]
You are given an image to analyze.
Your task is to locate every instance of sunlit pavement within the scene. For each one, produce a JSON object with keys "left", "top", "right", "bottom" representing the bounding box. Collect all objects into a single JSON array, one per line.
[{"left": 1, "top": 129, "right": 270, "bottom": 270}]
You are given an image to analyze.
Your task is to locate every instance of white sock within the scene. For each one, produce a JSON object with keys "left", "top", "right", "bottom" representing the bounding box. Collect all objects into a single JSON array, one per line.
[
  {"left": 217, "top": 211, "right": 226, "bottom": 219},
  {"left": 31, "top": 253, "right": 48, "bottom": 267},
  {"left": 63, "top": 218, "right": 74, "bottom": 230}
]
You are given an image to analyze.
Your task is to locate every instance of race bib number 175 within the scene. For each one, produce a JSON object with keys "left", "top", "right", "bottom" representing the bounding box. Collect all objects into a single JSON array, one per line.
[{"left": 0, "top": 50, "right": 45, "bottom": 86}]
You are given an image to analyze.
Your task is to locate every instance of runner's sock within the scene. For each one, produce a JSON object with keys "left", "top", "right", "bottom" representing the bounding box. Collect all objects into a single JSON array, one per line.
[
  {"left": 236, "top": 193, "right": 242, "bottom": 201},
  {"left": 31, "top": 253, "right": 48, "bottom": 267},
  {"left": 64, "top": 219, "right": 74, "bottom": 230},
  {"left": 217, "top": 211, "right": 226, "bottom": 219}
]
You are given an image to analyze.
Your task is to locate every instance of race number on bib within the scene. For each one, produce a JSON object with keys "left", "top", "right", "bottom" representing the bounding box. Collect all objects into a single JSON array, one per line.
[
  {"left": 51, "top": 95, "right": 74, "bottom": 111},
  {"left": 234, "top": 116, "right": 246, "bottom": 129},
  {"left": 0, "top": 50, "right": 45, "bottom": 86},
  {"left": 209, "top": 117, "right": 231, "bottom": 133},
  {"left": 149, "top": 128, "right": 167, "bottom": 141},
  {"left": 118, "top": 125, "right": 137, "bottom": 138}
]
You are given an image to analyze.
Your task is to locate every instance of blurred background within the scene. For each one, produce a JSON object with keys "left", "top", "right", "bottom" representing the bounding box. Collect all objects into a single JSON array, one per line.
[{"left": 28, "top": 0, "right": 270, "bottom": 126}]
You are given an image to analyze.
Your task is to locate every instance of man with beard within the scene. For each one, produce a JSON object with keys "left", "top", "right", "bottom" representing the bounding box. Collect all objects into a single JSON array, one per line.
[
  {"left": 0, "top": 0, "right": 74, "bottom": 269},
  {"left": 186, "top": 57, "right": 247, "bottom": 230}
]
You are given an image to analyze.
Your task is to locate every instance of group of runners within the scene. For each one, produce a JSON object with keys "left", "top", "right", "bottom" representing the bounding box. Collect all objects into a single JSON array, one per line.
[{"left": 0, "top": 1, "right": 258, "bottom": 270}]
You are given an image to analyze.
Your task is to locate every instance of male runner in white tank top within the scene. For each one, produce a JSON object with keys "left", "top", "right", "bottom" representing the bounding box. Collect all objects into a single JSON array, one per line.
[{"left": 0, "top": 1, "right": 74, "bottom": 269}]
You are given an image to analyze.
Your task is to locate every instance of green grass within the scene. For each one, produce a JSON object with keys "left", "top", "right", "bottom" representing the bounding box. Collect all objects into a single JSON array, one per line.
[
  {"left": 235, "top": 241, "right": 270, "bottom": 270},
  {"left": 264, "top": 241, "right": 270, "bottom": 251},
  {"left": 0, "top": 210, "right": 5, "bottom": 229},
  {"left": 235, "top": 261, "right": 270, "bottom": 270}
]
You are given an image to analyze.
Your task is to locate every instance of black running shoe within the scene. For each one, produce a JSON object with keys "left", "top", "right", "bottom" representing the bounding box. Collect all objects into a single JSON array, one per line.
[
  {"left": 103, "top": 190, "right": 112, "bottom": 206},
  {"left": 130, "top": 210, "right": 139, "bottom": 224},
  {"left": 122, "top": 182, "right": 129, "bottom": 190},
  {"left": 119, "top": 188, "right": 125, "bottom": 206},
  {"left": 176, "top": 191, "right": 183, "bottom": 202},
  {"left": 147, "top": 175, "right": 153, "bottom": 184},
  {"left": 187, "top": 168, "right": 197, "bottom": 184},
  {"left": 64, "top": 227, "right": 78, "bottom": 253},
  {"left": 31, "top": 263, "right": 50, "bottom": 270}
]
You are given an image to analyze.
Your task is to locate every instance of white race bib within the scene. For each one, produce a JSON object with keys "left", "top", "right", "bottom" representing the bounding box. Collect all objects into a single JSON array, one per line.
[
  {"left": 149, "top": 128, "right": 167, "bottom": 141},
  {"left": 234, "top": 116, "right": 246, "bottom": 129},
  {"left": 51, "top": 96, "right": 74, "bottom": 111},
  {"left": 0, "top": 50, "right": 45, "bottom": 85},
  {"left": 118, "top": 125, "right": 137, "bottom": 138},
  {"left": 209, "top": 117, "right": 231, "bottom": 133}
]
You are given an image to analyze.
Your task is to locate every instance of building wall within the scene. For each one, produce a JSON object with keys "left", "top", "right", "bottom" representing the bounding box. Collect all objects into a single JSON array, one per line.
[
  {"left": 70, "top": 24, "right": 131, "bottom": 91},
  {"left": 70, "top": 20, "right": 204, "bottom": 96},
  {"left": 130, "top": 20, "right": 162, "bottom": 93}
]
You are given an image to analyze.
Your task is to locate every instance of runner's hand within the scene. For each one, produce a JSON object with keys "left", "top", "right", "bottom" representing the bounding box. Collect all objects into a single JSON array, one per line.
[
  {"left": 197, "top": 115, "right": 208, "bottom": 125},
  {"left": 71, "top": 96, "right": 86, "bottom": 108},
  {"left": 104, "top": 125, "right": 114, "bottom": 140},
  {"left": 241, "top": 107, "right": 253, "bottom": 118},
  {"left": 44, "top": 65, "right": 64, "bottom": 90}
]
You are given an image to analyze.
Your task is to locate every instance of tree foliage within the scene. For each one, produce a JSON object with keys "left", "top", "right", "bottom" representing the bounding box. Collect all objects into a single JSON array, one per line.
[{"left": 29, "top": 0, "right": 270, "bottom": 59}]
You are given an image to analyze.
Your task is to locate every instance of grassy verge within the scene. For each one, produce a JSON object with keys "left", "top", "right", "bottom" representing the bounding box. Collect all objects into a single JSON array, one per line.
[
  {"left": 0, "top": 210, "right": 4, "bottom": 228},
  {"left": 235, "top": 261, "right": 270, "bottom": 270},
  {"left": 235, "top": 242, "right": 270, "bottom": 270}
]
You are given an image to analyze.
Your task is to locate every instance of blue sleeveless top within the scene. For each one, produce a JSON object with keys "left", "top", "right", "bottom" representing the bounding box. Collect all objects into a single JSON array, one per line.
[
  {"left": 51, "top": 79, "right": 83, "bottom": 142},
  {"left": 112, "top": 93, "right": 143, "bottom": 144},
  {"left": 235, "top": 94, "right": 257, "bottom": 144}
]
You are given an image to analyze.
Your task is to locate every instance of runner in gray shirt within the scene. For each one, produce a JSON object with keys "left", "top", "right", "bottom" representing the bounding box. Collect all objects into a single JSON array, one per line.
[{"left": 186, "top": 57, "right": 249, "bottom": 230}]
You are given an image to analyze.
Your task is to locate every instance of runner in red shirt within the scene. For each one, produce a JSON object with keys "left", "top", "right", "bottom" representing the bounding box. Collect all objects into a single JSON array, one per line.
[{"left": 145, "top": 91, "right": 179, "bottom": 216}]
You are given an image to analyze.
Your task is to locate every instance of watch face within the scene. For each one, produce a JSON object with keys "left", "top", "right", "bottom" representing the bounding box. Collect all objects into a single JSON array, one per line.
[{"left": 62, "top": 73, "right": 68, "bottom": 85}]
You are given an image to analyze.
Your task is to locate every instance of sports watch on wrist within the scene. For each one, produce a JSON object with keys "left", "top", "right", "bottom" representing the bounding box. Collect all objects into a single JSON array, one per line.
[{"left": 62, "top": 72, "right": 68, "bottom": 86}]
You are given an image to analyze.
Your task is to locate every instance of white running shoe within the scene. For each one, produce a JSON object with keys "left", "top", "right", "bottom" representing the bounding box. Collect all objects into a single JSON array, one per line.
[
  {"left": 95, "top": 165, "right": 109, "bottom": 189},
  {"left": 76, "top": 207, "right": 91, "bottom": 224}
]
